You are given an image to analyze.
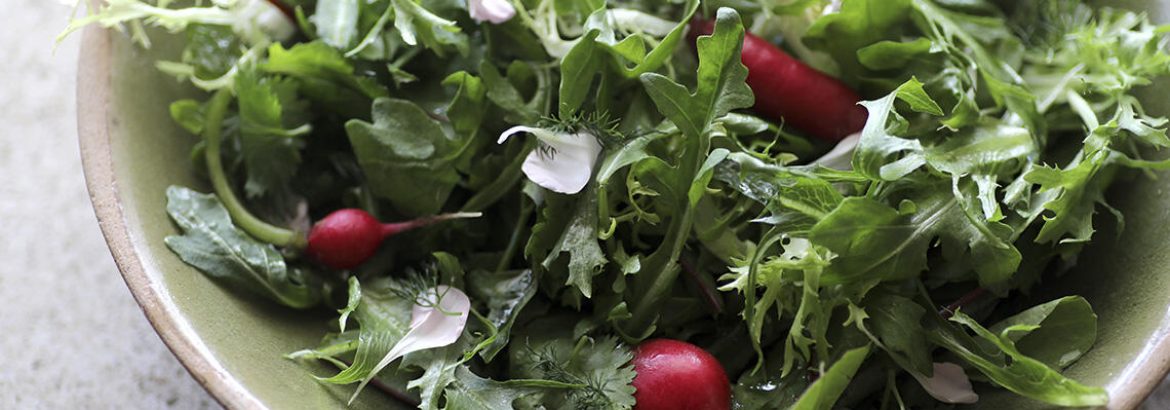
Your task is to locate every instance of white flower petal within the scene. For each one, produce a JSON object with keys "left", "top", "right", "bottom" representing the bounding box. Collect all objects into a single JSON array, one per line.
[
  {"left": 468, "top": 0, "right": 516, "bottom": 24},
  {"left": 811, "top": 132, "right": 861, "bottom": 170},
  {"left": 350, "top": 286, "right": 470, "bottom": 404},
  {"left": 499, "top": 126, "right": 602, "bottom": 195},
  {"left": 233, "top": 0, "right": 296, "bottom": 43},
  {"left": 913, "top": 362, "right": 980, "bottom": 404}
]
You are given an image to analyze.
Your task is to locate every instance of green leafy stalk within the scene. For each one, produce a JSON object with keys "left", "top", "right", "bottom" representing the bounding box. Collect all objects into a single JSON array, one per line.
[{"left": 202, "top": 88, "right": 304, "bottom": 248}]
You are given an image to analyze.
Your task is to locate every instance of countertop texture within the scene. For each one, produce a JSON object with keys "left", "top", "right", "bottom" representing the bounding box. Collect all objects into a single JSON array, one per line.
[
  {"left": 2, "top": 0, "right": 1170, "bottom": 409},
  {"left": 0, "top": 0, "right": 215, "bottom": 408}
]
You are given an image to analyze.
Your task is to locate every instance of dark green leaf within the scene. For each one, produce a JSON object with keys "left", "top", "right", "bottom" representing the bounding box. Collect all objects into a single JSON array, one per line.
[
  {"left": 346, "top": 98, "right": 460, "bottom": 216},
  {"left": 163, "top": 186, "right": 320, "bottom": 308}
]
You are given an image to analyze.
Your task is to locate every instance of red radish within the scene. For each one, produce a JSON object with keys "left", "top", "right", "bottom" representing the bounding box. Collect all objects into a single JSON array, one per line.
[
  {"left": 689, "top": 20, "right": 868, "bottom": 142},
  {"left": 305, "top": 209, "right": 480, "bottom": 270},
  {"left": 631, "top": 339, "right": 730, "bottom": 410}
]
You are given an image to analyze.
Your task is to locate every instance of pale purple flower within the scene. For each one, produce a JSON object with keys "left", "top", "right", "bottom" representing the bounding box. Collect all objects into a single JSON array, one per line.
[{"left": 468, "top": 0, "right": 516, "bottom": 24}]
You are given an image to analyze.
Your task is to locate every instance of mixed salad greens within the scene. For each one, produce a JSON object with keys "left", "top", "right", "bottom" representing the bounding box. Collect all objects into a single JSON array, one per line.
[{"left": 67, "top": 0, "right": 1170, "bottom": 408}]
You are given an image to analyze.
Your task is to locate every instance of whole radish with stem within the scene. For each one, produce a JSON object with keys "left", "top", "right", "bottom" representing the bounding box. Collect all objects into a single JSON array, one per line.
[{"left": 305, "top": 209, "right": 480, "bottom": 270}]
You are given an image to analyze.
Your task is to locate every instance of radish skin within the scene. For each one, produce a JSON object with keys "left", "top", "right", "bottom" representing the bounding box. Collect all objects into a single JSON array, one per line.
[
  {"left": 305, "top": 209, "right": 480, "bottom": 270},
  {"left": 690, "top": 20, "right": 867, "bottom": 142}
]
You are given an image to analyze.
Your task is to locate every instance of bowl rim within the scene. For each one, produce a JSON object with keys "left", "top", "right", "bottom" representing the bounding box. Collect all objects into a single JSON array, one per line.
[
  {"left": 75, "top": 9, "right": 1170, "bottom": 410},
  {"left": 77, "top": 24, "right": 261, "bottom": 410}
]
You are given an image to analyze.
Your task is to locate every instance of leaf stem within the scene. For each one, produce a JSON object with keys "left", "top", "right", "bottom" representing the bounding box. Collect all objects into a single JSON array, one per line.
[{"left": 203, "top": 89, "right": 306, "bottom": 249}]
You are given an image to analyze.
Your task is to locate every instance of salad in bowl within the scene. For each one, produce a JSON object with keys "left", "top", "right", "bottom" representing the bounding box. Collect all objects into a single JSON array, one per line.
[{"left": 66, "top": 0, "right": 1170, "bottom": 408}]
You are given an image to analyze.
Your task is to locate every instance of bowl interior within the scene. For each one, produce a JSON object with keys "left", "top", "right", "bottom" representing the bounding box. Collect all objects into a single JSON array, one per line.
[{"left": 79, "top": 1, "right": 1170, "bottom": 408}]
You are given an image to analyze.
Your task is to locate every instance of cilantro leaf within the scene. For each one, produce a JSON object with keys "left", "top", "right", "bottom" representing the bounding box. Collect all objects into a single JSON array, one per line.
[{"left": 234, "top": 69, "right": 310, "bottom": 200}]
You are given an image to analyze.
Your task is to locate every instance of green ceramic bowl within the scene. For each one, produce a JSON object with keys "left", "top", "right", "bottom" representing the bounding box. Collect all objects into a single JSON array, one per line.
[{"left": 78, "top": 1, "right": 1170, "bottom": 409}]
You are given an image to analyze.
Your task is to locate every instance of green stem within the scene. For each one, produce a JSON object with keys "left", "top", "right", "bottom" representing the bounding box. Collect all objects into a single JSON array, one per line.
[
  {"left": 495, "top": 199, "right": 533, "bottom": 273},
  {"left": 203, "top": 89, "right": 305, "bottom": 249},
  {"left": 624, "top": 132, "right": 710, "bottom": 334}
]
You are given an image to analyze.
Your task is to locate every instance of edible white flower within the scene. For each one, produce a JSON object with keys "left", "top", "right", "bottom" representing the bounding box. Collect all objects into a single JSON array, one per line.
[
  {"left": 499, "top": 126, "right": 603, "bottom": 195},
  {"left": 468, "top": 0, "right": 516, "bottom": 24},
  {"left": 913, "top": 362, "right": 980, "bottom": 404},
  {"left": 350, "top": 286, "right": 470, "bottom": 404},
  {"left": 231, "top": 0, "right": 296, "bottom": 43},
  {"left": 811, "top": 132, "right": 860, "bottom": 170}
]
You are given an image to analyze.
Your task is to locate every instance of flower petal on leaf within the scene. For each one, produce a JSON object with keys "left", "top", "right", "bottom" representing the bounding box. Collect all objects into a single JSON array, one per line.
[
  {"left": 913, "top": 362, "right": 980, "bottom": 404},
  {"left": 350, "top": 286, "right": 470, "bottom": 404},
  {"left": 499, "top": 126, "right": 602, "bottom": 194},
  {"left": 468, "top": 0, "right": 515, "bottom": 24}
]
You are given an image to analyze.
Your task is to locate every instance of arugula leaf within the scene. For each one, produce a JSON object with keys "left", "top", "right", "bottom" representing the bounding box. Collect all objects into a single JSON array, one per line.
[
  {"left": 639, "top": 8, "right": 753, "bottom": 140},
  {"left": 790, "top": 346, "right": 871, "bottom": 410},
  {"left": 163, "top": 186, "right": 320, "bottom": 308},
  {"left": 404, "top": 340, "right": 467, "bottom": 410},
  {"left": 624, "top": 8, "right": 753, "bottom": 335},
  {"left": 346, "top": 98, "right": 461, "bottom": 216},
  {"left": 929, "top": 310, "right": 1108, "bottom": 407},
  {"left": 442, "top": 72, "right": 489, "bottom": 137},
  {"left": 859, "top": 293, "right": 933, "bottom": 376},
  {"left": 541, "top": 187, "right": 608, "bottom": 299},
  {"left": 467, "top": 269, "right": 538, "bottom": 361}
]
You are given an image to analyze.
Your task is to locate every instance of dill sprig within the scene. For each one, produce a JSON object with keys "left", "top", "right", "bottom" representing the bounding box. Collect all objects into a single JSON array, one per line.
[
  {"left": 541, "top": 111, "right": 626, "bottom": 147},
  {"left": 389, "top": 269, "right": 460, "bottom": 316},
  {"left": 522, "top": 340, "right": 614, "bottom": 409}
]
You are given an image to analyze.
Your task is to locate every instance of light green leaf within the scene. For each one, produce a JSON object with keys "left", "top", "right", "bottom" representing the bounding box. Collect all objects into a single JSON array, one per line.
[
  {"left": 790, "top": 346, "right": 871, "bottom": 410},
  {"left": 639, "top": 7, "right": 753, "bottom": 139},
  {"left": 312, "top": 0, "right": 359, "bottom": 49},
  {"left": 930, "top": 311, "right": 1108, "bottom": 407},
  {"left": 988, "top": 296, "right": 1097, "bottom": 369}
]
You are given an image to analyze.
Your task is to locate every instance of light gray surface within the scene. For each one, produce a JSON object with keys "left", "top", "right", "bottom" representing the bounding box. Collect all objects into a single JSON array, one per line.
[
  {"left": 0, "top": 0, "right": 215, "bottom": 408},
  {"left": 1, "top": 0, "right": 1170, "bottom": 409}
]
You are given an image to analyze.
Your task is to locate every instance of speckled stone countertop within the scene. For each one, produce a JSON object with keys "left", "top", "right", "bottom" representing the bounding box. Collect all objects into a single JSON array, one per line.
[
  {"left": 2, "top": 0, "right": 1170, "bottom": 409},
  {"left": 0, "top": 0, "right": 214, "bottom": 408}
]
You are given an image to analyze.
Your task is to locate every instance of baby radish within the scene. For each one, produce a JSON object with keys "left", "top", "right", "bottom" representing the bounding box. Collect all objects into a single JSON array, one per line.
[
  {"left": 305, "top": 209, "right": 481, "bottom": 270},
  {"left": 631, "top": 339, "right": 731, "bottom": 410}
]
